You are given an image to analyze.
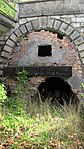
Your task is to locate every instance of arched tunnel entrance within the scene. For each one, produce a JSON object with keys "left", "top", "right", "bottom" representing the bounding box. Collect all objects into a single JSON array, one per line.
[{"left": 38, "top": 77, "right": 76, "bottom": 105}]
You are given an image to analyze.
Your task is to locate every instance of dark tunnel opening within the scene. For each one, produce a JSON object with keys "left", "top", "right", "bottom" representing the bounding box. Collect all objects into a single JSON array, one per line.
[{"left": 38, "top": 77, "right": 76, "bottom": 105}]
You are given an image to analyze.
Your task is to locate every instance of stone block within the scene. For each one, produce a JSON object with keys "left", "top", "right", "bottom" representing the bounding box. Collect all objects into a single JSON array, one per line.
[
  {"left": 70, "top": 31, "right": 80, "bottom": 40},
  {"left": 59, "top": 22, "right": 68, "bottom": 33},
  {"left": 32, "top": 19, "right": 39, "bottom": 30},
  {"left": 71, "top": 23, "right": 80, "bottom": 28},
  {"left": 77, "top": 17, "right": 84, "bottom": 22},
  {"left": 68, "top": 76, "right": 84, "bottom": 89},
  {"left": 78, "top": 43, "right": 84, "bottom": 52},
  {"left": 19, "top": 18, "right": 27, "bottom": 25},
  {"left": 3, "top": 45, "right": 12, "bottom": 53},
  {"left": 1, "top": 51, "right": 10, "bottom": 58},
  {"left": 53, "top": 20, "right": 61, "bottom": 30},
  {"left": 20, "top": 25, "right": 27, "bottom": 34},
  {"left": 25, "top": 22, "right": 33, "bottom": 31},
  {"left": 71, "top": 17, "right": 77, "bottom": 22},
  {"left": 79, "top": 51, "right": 84, "bottom": 58},
  {"left": 81, "top": 58, "right": 84, "bottom": 64},
  {"left": 6, "top": 39, "right": 15, "bottom": 47},
  {"left": 10, "top": 33, "right": 17, "bottom": 42},
  {"left": 65, "top": 25, "right": 74, "bottom": 35},
  {"left": 47, "top": 18, "right": 55, "bottom": 28},
  {"left": 0, "top": 57, "right": 7, "bottom": 63},
  {"left": 60, "top": 18, "right": 71, "bottom": 23},
  {"left": 39, "top": 17, "right": 47, "bottom": 28},
  {"left": 14, "top": 29, "right": 22, "bottom": 37},
  {"left": 74, "top": 36, "right": 84, "bottom": 45}
]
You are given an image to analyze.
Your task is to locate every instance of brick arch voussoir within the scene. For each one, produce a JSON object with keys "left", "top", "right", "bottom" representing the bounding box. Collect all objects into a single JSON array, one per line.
[{"left": 1, "top": 18, "right": 84, "bottom": 65}]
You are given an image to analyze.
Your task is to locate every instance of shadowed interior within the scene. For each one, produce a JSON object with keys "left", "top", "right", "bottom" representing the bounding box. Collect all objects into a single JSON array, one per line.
[{"left": 38, "top": 77, "right": 75, "bottom": 105}]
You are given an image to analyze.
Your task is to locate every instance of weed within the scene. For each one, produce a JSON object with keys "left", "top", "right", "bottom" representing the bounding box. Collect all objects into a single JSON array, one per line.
[
  {"left": 0, "top": 70, "right": 84, "bottom": 148},
  {"left": 0, "top": 100, "right": 84, "bottom": 148}
]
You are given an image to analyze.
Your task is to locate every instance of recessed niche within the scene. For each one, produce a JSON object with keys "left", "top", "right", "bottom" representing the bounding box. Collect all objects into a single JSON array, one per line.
[{"left": 38, "top": 45, "right": 52, "bottom": 57}]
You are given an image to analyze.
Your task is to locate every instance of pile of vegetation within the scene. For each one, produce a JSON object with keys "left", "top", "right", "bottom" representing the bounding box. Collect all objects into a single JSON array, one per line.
[{"left": 0, "top": 70, "right": 84, "bottom": 148}]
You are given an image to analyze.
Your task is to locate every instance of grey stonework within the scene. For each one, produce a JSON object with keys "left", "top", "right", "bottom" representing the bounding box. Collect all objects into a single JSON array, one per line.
[
  {"left": 79, "top": 51, "right": 84, "bottom": 58},
  {"left": 1, "top": 51, "right": 10, "bottom": 58},
  {"left": 39, "top": 17, "right": 47, "bottom": 28},
  {"left": 6, "top": 39, "right": 15, "bottom": 47},
  {"left": 68, "top": 76, "right": 84, "bottom": 91},
  {"left": 0, "top": 0, "right": 84, "bottom": 83},
  {"left": 0, "top": 17, "right": 84, "bottom": 65},
  {"left": 47, "top": 18, "right": 55, "bottom": 28},
  {"left": 53, "top": 20, "right": 61, "bottom": 30},
  {"left": 10, "top": 33, "right": 17, "bottom": 42},
  {"left": 32, "top": 19, "right": 39, "bottom": 30},
  {"left": 18, "top": 13, "right": 84, "bottom": 37},
  {"left": 74, "top": 36, "right": 84, "bottom": 46},
  {"left": 14, "top": 29, "right": 22, "bottom": 37},
  {"left": 19, "top": 25, "right": 27, "bottom": 34},
  {"left": 19, "top": 0, "right": 84, "bottom": 18},
  {"left": 78, "top": 43, "right": 84, "bottom": 52},
  {"left": 59, "top": 22, "right": 68, "bottom": 33},
  {"left": 0, "top": 57, "right": 7, "bottom": 63},
  {"left": 3, "top": 45, "right": 12, "bottom": 53},
  {"left": 70, "top": 31, "right": 80, "bottom": 41},
  {"left": 65, "top": 26, "right": 74, "bottom": 35},
  {"left": 25, "top": 22, "right": 33, "bottom": 31}
]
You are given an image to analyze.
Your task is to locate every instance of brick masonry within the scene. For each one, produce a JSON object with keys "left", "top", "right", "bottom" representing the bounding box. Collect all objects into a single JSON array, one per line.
[
  {"left": 7, "top": 30, "right": 83, "bottom": 98},
  {"left": 0, "top": 0, "right": 84, "bottom": 100}
]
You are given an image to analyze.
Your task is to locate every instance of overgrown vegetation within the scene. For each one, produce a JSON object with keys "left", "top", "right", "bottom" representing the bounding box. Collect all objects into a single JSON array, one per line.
[
  {"left": 0, "top": 70, "right": 84, "bottom": 148},
  {"left": 0, "top": 0, "right": 15, "bottom": 18}
]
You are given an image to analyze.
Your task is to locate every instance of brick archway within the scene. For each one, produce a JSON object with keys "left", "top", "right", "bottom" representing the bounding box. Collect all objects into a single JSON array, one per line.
[{"left": 0, "top": 17, "right": 84, "bottom": 64}]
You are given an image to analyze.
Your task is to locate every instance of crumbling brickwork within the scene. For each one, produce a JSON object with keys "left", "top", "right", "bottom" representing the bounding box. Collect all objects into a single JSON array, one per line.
[{"left": 7, "top": 30, "right": 83, "bottom": 99}]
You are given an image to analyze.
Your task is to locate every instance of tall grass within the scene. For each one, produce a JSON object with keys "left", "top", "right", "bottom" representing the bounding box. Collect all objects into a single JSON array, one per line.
[
  {"left": 0, "top": 94, "right": 84, "bottom": 148},
  {"left": 0, "top": 70, "right": 84, "bottom": 148}
]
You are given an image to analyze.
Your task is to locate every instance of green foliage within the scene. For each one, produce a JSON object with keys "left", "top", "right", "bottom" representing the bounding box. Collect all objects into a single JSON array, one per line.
[
  {"left": 16, "top": 69, "right": 28, "bottom": 98},
  {"left": 81, "top": 83, "right": 84, "bottom": 98},
  {"left": 0, "top": 102, "right": 84, "bottom": 148},
  {"left": 3, "top": 69, "right": 28, "bottom": 115},
  {"left": 0, "top": 0, "right": 15, "bottom": 18},
  {"left": 17, "top": 69, "right": 28, "bottom": 87},
  {"left": 0, "top": 71, "right": 84, "bottom": 148},
  {"left": 0, "top": 84, "right": 7, "bottom": 105}
]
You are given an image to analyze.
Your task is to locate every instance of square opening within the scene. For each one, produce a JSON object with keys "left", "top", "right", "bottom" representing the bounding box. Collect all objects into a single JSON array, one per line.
[{"left": 38, "top": 45, "right": 52, "bottom": 57}]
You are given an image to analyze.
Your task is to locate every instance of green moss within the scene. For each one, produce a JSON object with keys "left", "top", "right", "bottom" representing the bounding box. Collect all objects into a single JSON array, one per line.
[{"left": 0, "top": 0, "right": 15, "bottom": 18}]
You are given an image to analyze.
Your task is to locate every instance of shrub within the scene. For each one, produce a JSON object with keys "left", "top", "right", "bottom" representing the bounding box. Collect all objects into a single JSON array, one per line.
[{"left": 0, "top": 84, "right": 7, "bottom": 105}]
